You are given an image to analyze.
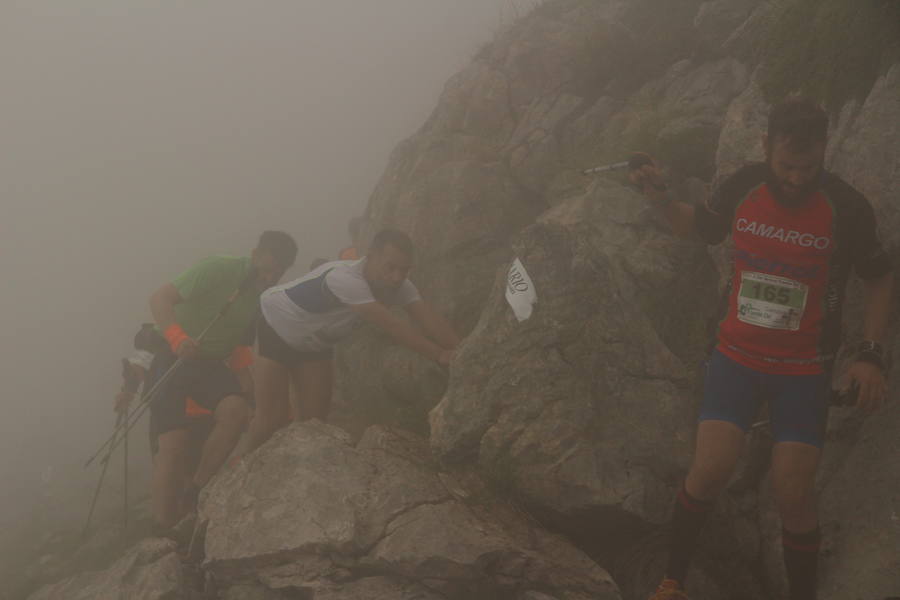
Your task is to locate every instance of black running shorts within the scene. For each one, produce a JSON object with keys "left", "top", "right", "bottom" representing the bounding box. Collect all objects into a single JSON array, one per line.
[{"left": 147, "top": 348, "right": 245, "bottom": 442}]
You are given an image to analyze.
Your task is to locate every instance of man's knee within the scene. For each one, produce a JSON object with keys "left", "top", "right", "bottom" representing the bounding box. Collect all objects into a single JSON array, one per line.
[
  {"left": 685, "top": 420, "right": 746, "bottom": 499},
  {"left": 155, "top": 429, "right": 190, "bottom": 458},
  {"left": 771, "top": 442, "right": 820, "bottom": 520},
  {"left": 686, "top": 459, "right": 735, "bottom": 499},
  {"left": 215, "top": 395, "right": 249, "bottom": 425}
]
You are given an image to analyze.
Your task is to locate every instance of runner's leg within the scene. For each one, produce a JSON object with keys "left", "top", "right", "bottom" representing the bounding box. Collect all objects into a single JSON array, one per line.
[
  {"left": 244, "top": 355, "right": 291, "bottom": 453},
  {"left": 292, "top": 357, "right": 333, "bottom": 421},
  {"left": 152, "top": 428, "right": 190, "bottom": 528},
  {"left": 772, "top": 442, "right": 821, "bottom": 533},
  {"left": 192, "top": 395, "right": 249, "bottom": 489},
  {"left": 685, "top": 420, "right": 746, "bottom": 499},
  {"left": 772, "top": 442, "right": 822, "bottom": 600},
  {"left": 665, "top": 420, "right": 745, "bottom": 583},
  {"left": 769, "top": 369, "right": 827, "bottom": 600},
  {"left": 663, "top": 349, "right": 760, "bottom": 587}
]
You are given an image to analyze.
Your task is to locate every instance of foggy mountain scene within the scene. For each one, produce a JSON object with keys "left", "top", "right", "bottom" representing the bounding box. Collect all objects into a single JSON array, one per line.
[{"left": 2, "top": 1, "right": 899, "bottom": 599}]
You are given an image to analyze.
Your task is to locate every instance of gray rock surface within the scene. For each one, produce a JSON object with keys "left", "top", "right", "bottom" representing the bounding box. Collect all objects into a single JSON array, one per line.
[
  {"left": 693, "top": 0, "right": 760, "bottom": 51},
  {"left": 341, "top": 1, "right": 749, "bottom": 439},
  {"left": 429, "top": 183, "right": 703, "bottom": 522},
  {"left": 200, "top": 421, "right": 620, "bottom": 600},
  {"left": 428, "top": 182, "right": 773, "bottom": 598},
  {"left": 828, "top": 63, "right": 900, "bottom": 250},
  {"left": 26, "top": 538, "right": 183, "bottom": 600}
]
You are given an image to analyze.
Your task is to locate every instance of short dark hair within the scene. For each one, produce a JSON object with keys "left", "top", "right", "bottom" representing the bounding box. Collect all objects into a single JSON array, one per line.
[
  {"left": 369, "top": 228, "right": 414, "bottom": 258},
  {"left": 767, "top": 97, "right": 828, "bottom": 151},
  {"left": 257, "top": 230, "right": 298, "bottom": 268}
]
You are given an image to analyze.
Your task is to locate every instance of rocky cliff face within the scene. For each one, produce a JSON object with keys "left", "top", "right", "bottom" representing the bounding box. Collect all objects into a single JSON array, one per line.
[
  {"left": 355, "top": 0, "right": 900, "bottom": 597},
  {"left": 20, "top": 1, "right": 900, "bottom": 599}
]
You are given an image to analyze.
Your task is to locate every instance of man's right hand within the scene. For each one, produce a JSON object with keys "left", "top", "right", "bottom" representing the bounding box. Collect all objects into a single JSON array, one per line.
[
  {"left": 628, "top": 162, "right": 667, "bottom": 197},
  {"left": 175, "top": 337, "right": 199, "bottom": 360}
]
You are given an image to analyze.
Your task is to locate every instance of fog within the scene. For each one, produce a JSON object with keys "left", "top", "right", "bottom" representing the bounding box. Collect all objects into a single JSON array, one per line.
[{"left": 0, "top": 0, "right": 518, "bottom": 534}]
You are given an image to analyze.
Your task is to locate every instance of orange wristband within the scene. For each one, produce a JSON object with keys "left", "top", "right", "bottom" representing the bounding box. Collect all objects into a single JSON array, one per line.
[
  {"left": 228, "top": 345, "right": 254, "bottom": 372},
  {"left": 163, "top": 324, "right": 190, "bottom": 354}
]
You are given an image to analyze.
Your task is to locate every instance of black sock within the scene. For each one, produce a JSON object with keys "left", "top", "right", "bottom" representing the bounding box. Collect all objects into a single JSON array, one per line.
[
  {"left": 665, "top": 484, "right": 714, "bottom": 585},
  {"left": 782, "top": 527, "right": 820, "bottom": 600}
]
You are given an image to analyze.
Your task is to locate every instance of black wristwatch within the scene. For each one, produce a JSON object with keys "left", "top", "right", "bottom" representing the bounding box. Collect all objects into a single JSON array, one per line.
[{"left": 856, "top": 340, "right": 885, "bottom": 369}]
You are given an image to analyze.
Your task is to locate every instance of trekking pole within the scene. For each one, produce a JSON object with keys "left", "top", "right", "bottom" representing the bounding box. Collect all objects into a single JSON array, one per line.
[
  {"left": 83, "top": 409, "right": 125, "bottom": 538},
  {"left": 84, "top": 357, "right": 185, "bottom": 468},
  {"left": 582, "top": 152, "right": 655, "bottom": 176},
  {"left": 123, "top": 396, "right": 129, "bottom": 533},
  {"left": 84, "top": 286, "right": 247, "bottom": 468}
]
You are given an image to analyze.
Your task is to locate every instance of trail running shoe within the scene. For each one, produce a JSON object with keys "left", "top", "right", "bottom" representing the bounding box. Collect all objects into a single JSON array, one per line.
[{"left": 648, "top": 579, "right": 689, "bottom": 599}]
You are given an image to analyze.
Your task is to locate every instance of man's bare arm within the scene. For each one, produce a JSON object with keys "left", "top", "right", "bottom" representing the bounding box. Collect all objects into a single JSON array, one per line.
[
  {"left": 846, "top": 271, "right": 893, "bottom": 413},
  {"left": 351, "top": 302, "right": 450, "bottom": 364},
  {"left": 404, "top": 300, "right": 461, "bottom": 349},
  {"left": 861, "top": 271, "right": 893, "bottom": 342},
  {"left": 149, "top": 283, "right": 183, "bottom": 331}
]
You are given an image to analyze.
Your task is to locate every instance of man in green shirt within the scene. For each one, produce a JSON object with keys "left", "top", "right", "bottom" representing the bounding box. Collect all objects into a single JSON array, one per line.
[{"left": 147, "top": 230, "right": 297, "bottom": 530}]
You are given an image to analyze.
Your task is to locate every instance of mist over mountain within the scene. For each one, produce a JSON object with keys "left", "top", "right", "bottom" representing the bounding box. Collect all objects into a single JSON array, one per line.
[{"left": 4, "top": 1, "right": 900, "bottom": 599}]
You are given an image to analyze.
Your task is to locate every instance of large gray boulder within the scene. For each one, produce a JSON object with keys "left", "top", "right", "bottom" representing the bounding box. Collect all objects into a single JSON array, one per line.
[
  {"left": 428, "top": 182, "right": 770, "bottom": 598},
  {"left": 200, "top": 421, "right": 620, "bottom": 600},
  {"left": 429, "top": 182, "right": 704, "bottom": 522}
]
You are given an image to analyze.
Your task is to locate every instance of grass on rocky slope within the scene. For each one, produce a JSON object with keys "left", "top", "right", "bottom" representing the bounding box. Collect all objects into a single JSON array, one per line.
[{"left": 759, "top": 0, "right": 900, "bottom": 109}]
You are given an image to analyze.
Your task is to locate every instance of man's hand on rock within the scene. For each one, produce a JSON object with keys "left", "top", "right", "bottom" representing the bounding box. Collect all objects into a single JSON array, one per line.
[
  {"left": 629, "top": 163, "right": 666, "bottom": 195},
  {"left": 845, "top": 360, "right": 887, "bottom": 414}
]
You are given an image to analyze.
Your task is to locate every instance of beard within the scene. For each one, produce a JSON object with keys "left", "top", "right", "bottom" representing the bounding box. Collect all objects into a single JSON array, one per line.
[{"left": 766, "top": 164, "right": 823, "bottom": 208}]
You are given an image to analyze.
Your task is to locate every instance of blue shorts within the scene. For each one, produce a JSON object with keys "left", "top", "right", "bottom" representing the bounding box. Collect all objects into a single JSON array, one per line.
[{"left": 699, "top": 350, "right": 830, "bottom": 448}]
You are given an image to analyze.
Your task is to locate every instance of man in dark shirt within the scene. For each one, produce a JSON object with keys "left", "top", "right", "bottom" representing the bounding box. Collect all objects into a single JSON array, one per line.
[{"left": 635, "top": 98, "right": 893, "bottom": 600}]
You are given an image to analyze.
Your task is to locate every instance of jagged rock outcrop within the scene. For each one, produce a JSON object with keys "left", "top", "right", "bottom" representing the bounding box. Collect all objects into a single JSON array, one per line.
[
  {"left": 345, "top": 0, "right": 900, "bottom": 598},
  {"left": 199, "top": 422, "right": 620, "bottom": 600},
  {"left": 341, "top": 0, "right": 749, "bottom": 446}
]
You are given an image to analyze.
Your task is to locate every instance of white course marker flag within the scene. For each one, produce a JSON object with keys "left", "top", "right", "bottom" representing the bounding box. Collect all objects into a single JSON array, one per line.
[{"left": 505, "top": 258, "right": 537, "bottom": 322}]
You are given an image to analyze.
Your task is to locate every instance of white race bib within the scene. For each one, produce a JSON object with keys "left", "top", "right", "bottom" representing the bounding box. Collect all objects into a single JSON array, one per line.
[{"left": 737, "top": 271, "right": 808, "bottom": 331}]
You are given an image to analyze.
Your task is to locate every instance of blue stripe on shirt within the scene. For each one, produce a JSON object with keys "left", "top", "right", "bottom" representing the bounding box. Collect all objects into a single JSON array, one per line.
[{"left": 284, "top": 270, "right": 343, "bottom": 313}]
